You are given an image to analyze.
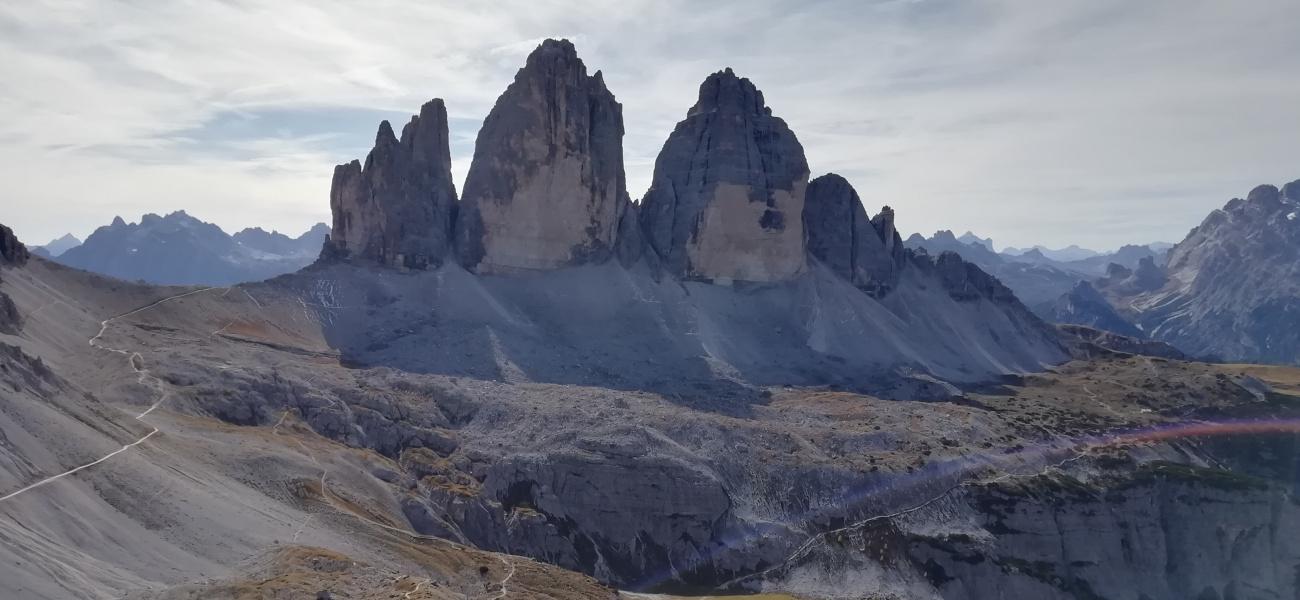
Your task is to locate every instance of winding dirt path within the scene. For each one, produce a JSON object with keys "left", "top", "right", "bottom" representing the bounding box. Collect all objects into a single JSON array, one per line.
[{"left": 0, "top": 287, "right": 216, "bottom": 504}]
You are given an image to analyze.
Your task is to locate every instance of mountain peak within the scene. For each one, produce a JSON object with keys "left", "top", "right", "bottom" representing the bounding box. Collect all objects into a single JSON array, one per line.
[
  {"left": 639, "top": 67, "right": 808, "bottom": 282},
  {"left": 688, "top": 67, "right": 768, "bottom": 118},
  {"left": 455, "top": 39, "right": 627, "bottom": 273}
]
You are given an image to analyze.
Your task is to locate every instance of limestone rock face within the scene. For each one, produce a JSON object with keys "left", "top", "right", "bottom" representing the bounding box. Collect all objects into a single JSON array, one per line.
[
  {"left": 455, "top": 39, "right": 630, "bottom": 273},
  {"left": 639, "top": 68, "right": 809, "bottom": 283},
  {"left": 328, "top": 99, "right": 458, "bottom": 269},
  {"left": 804, "top": 173, "right": 902, "bottom": 296}
]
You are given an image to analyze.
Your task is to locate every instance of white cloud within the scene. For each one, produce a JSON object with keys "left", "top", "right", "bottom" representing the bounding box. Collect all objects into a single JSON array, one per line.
[{"left": 1, "top": 0, "right": 1298, "bottom": 251}]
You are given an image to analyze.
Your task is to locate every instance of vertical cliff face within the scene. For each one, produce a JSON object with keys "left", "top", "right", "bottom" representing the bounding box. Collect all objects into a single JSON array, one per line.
[
  {"left": 328, "top": 99, "right": 458, "bottom": 270},
  {"left": 454, "top": 39, "right": 630, "bottom": 273},
  {"left": 804, "top": 173, "right": 903, "bottom": 296},
  {"left": 639, "top": 68, "right": 809, "bottom": 283}
]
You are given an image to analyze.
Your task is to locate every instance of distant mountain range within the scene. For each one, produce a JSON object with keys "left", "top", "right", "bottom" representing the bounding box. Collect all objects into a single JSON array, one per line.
[
  {"left": 48, "top": 211, "right": 327, "bottom": 286},
  {"left": 30, "top": 233, "right": 82, "bottom": 258},
  {"left": 903, "top": 230, "right": 1165, "bottom": 311}
]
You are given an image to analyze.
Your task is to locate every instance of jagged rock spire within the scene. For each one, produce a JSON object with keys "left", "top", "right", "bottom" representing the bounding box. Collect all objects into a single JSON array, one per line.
[
  {"left": 804, "top": 174, "right": 902, "bottom": 296},
  {"left": 638, "top": 68, "right": 809, "bottom": 283},
  {"left": 327, "top": 99, "right": 458, "bottom": 269},
  {"left": 454, "top": 39, "right": 630, "bottom": 273}
]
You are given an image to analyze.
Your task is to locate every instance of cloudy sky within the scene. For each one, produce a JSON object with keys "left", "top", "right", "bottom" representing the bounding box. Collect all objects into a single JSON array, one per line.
[{"left": 3, "top": 0, "right": 1298, "bottom": 251}]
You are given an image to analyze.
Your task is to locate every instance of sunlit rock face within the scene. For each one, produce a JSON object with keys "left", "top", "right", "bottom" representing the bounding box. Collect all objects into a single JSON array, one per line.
[
  {"left": 638, "top": 68, "right": 809, "bottom": 284},
  {"left": 328, "top": 99, "right": 458, "bottom": 270},
  {"left": 455, "top": 39, "right": 631, "bottom": 273}
]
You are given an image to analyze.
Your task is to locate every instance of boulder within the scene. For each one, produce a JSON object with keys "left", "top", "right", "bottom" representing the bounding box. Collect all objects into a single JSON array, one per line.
[
  {"left": 455, "top": 39, "right": 630, "bottom": 273},
  {"left": 638, "top": 68, "right": 809, "bottom": 283},
  {"left": 327, "top": 99, "right": 458, "bottom": 269}
]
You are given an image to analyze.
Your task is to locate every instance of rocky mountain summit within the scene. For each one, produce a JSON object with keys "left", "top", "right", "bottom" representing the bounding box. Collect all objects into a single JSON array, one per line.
[
  {"left": 30, "top": 233, "right": 81, "bottom": 258},
  {"left": 1090, "top": 180, "right": 1300, "bottom": 363},
  {"left": 454, "top": 39, "right": 631, "bottom": 273},
  {"left": 326, "top": 99, "right": 458, "bottom": 269}
]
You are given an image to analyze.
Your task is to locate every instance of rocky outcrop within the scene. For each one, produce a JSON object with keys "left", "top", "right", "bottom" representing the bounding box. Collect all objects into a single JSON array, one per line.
[
  {"left": 0, "top": 223, "right": 24, "bottom": 334},
  {"left": 481, "top": 450, "right": 734, "bottom": 586},
  {"left": 639, "top": 68, "right": 809, "bottom": 283},
  {"left": 327, "top": 99, "right": 458, "bottom": 270},
  {"left": 804, "top": 174, "right": 902, "bottom": 296},
  {"left": 455, "top": 39, "right": 630, "bottom": 273},
  {"left": 0, "top": 224, "right": 28, "bottom": 266},
  {"left": 1057, "top": 324, "right": 1187, "bottom": 360}
]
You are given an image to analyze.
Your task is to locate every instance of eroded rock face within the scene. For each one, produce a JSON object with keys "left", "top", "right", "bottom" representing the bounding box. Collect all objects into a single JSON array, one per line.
[
  {"left": 804, "top": 174, "right": 902, "bottom": 296},
  {"left": 639, "top": 68, "right": 809, "bottom": 283},
  {"left": 0, "top": 223, "right": 29, "bottom": 266},
  {"left": 455, "top": 39, "right": 630, "bottom": 273},
  {"left": 328, "top": 99, "right": 458, "bottom": 269}
]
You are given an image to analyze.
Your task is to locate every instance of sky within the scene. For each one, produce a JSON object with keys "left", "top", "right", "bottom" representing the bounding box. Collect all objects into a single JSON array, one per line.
[{"left": 2, "top": 0, "right": 1299, "bottom": 252}]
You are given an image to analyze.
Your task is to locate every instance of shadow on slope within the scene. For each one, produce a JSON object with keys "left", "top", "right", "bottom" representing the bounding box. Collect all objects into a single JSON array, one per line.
[{"left": 264, "top": 259, "right": 1064, "bottom": 415}]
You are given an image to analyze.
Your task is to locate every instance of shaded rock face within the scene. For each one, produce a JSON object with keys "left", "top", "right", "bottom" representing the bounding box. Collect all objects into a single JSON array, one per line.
[
  {"left": 455, "top": 39, "right": 629, "bottom": 273},
  {"left": 639, "top": 68, "right": 809, "bottom": 283},
  {"left": 0, "top": 224, "right": 28, "bottom": 266},
  {"left": 804, "top": 173, "right": 902, "bottom": 296},
  {"left": 1050, "top": 280, "right": 1143, "bottom": 338},
  {"left": 329, "top": 99, "right": 458, "bottom": 270},
  {"left": 0, "top": 223, "right": 26, "bottom": 334}
]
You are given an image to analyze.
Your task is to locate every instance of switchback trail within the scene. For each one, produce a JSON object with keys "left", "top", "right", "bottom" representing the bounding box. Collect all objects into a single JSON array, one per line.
[{"left": 0, "top": 286, "right": 216, "bottom": 504}]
